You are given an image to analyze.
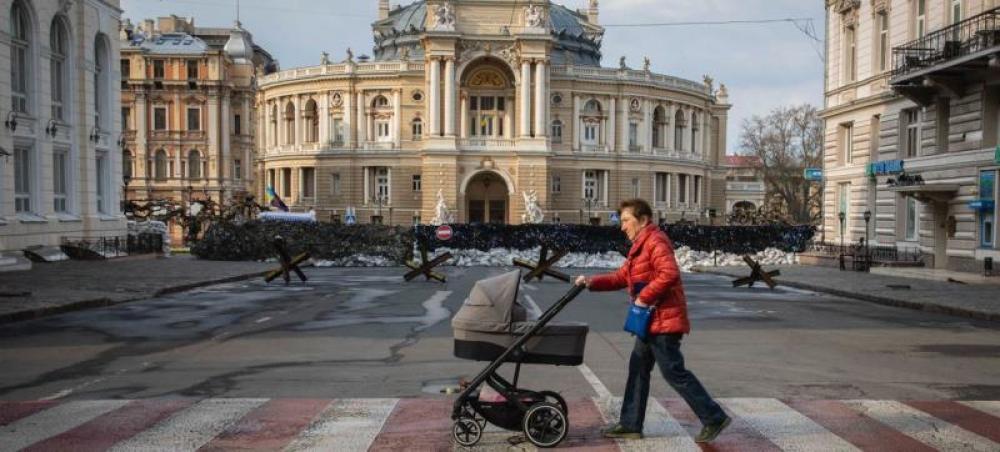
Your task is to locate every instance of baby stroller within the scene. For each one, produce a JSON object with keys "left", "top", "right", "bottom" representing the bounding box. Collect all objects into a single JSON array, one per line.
[{"left": 450, "top": 270, "right": 588, "bottom": 448}]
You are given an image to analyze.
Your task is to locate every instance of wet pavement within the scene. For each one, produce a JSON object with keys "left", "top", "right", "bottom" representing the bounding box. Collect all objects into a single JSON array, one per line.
[{"left": 0, "top": 266, "right": 998, "bottom": 403}]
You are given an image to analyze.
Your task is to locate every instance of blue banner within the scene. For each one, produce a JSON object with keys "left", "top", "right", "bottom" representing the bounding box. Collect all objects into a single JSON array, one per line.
[
  {"left": 871, "top": 159, "right": 904, "bottom": 175},
  {"left": 804, "top": 168, "right": 823, "bottom": 181}
]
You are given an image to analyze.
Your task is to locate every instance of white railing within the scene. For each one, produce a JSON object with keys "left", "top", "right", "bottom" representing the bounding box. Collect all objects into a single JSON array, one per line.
[
  {"left": 550, "top": 65, "right": 711, "bottom": 97},
  {"left": 579, "top": 144, "right": 610, "bottom": 153},
  {"left": 362, "top": 141, "right": 396, "bottom": 151},
  {"left": 260, "top": 61, "right": 425, "bottom": 86},
  {"left": 726, "top": 182, "right": 765, "bottom": 192},
  {"left": 458, "top": 138, "right": 516, "bottom": 150}
]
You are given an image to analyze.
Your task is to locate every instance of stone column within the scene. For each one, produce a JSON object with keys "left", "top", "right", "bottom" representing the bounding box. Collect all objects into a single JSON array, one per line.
[
  {"left": 572, "top": 95, "right": 580, "bottom": 150},
  {"left": 429, "top": 57, "right": 441, "bottom": 136},
  {"left": 221, "top": 94, "right": 231, "bottom": 181},
  {"left": 444, "top": 58, "right": 456, "bottom": 136},
  {"left": 520, "top": 60, "right": 532, "bottom": 137},
  {"left": 135, "top": 93, "right": 147, "bottom": 176},
  {"left": 534, "top": 60, "right": 547, "bottom": 137},
  {"left": 666, "top": 104, "right": 676, "bottom": 151},
  {"left": 207, "top": 95, "right": 220, "bottom": 178},
  {"left": 642, "top": 98, "right": 651, "bottom": 154},
  {"left": 344, "top": 89, "right": 353, "bottom": 147},
  {"left": 319, "top": 92, "right": 329, "bottom": 145},
  {"left": 504, "top": 97, "right": 512, "bottom": 139},
  {"left": 608, "top": 97, "right": 616, "bottom": 152},
  {"left": 293, "top": 96, "right": 303, "bottom": 146},
  {"left": 459, "top": 93, "right": 468, "bottom": 139},
  {"left": 356, "top": 91, "right": 366, "bottom": 144},
  {"left": 393, "top": 89, "right": 402, "bottom": 148},
  {"left": 618, "top": 96, "right": 628, "bottom": 152}
]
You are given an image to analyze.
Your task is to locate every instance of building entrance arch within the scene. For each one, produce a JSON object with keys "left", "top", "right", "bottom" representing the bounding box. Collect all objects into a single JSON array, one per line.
[{"left": 463, "top": 171, "right": 510, "bottom": 224}]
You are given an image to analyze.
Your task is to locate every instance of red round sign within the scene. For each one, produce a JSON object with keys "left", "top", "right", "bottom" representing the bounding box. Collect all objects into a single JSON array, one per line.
[{"left": 435, "top": 225, "right": 453, "bottom": 241}]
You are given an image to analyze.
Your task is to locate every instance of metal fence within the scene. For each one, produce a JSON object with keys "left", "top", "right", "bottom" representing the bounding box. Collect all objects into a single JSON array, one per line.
[
  {"left": 60, "top": 234, "right": 164, "bottom": 259},
  {"left": 806, "top": 240, "right": 924, "bottom": 270},
  {"left": 892, "top": 7, "right": 1000, "bottom": 79}
]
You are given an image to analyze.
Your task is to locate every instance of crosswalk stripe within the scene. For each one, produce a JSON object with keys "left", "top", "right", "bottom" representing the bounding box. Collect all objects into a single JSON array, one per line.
[
  {"left": 961, "top": 400, "right": 1000, "bottom": 420},
  {"left": 906, "top": 401, "right": 1000, "bottom": 443},
  {"left": 283, "top": 398, "right": 397, "bottom": 452},
  {"left": 200, "top": 399, "right": 332, "bottom": 451},
  {"left": 721, "top": 398, "right": 861, "bottom": 452},
  {"left": 21, "top": 399, "right": 195, "bottom": 452},
  {"left": 783, "top": 399, "right": 934, "bottom": 452},
  {"left": 594, "top": 396, "right": 698, "bottom": 451},
  {"left": 368, "top": 398, "right": 454, "bottom": 451},
  {"left": 844, "top": 400, "right": 999, "bottom": 452},
  {"left": 107, "top": 398, "right": 268, "bottom": 452},
  {"left": 0, "top": 400, "right": 130, "bottom": 452},
  {"left": 663, "top": 398, "right": 782, "bottom": 452},
  {"left": 0, "top": 401, "right": 58, "bottom": 427}
]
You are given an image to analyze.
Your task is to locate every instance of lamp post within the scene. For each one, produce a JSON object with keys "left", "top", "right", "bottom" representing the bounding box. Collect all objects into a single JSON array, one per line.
[
  {"left": 122, "top": 173, "right": 132, "bottom": 215},
  {"left": 863, "top": 209, "right": 872, "bottom": 271},
  {"left": 373, "top": 192, "right": 386, "bottom": 224},
  {"left": 838, "top": 211, "right": 846, "bottom": 270},
  {"left": 583, "top": 197, "right": 598, "bottom": 225}
]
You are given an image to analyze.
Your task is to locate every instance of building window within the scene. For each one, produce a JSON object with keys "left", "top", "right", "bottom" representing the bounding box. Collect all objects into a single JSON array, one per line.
[
  {"left": 50, "top": 17, "right": 69, "bottom": 121},
  {"left": 370, "top": 167, "right": 390, "bottom": 203},
  {"left": 631, "top": 177, "right": 641, "bottom": 198},
  {"left": 122, "top": 107, "right": 131, "bottom": 131},
  {"left": 551, "top": 120, "right": 563, "bottom": 143},
  {"left": 331, "top": 173, "right": 341, "bottom": 195},
  {"left": 187, "top": 150, "right": 201, "bottom": 179},
  {"left": 154, "top": 107, "right": 167, "bottom": 130},
  {"left": 980, "top": 170, "right": 996, "bottom": 248},
  {"left": 14, "top": 147, "right": 32, "bottom": 213},
  {"left": 187, "top": 60, "right": 199, "bottom": 79},
  {"left": 10, "top": 0, "right": 31, "bottom": 114},
  {"left": 281, "top": 168, "right": 292, "bottom": 197},
  {"left": 234, "top": 114, "right": 242, "bottom": 136},
  {"left": 469, "top": 96, "right": 504, "bottom": 138},
  {"left": 333, "top": 118, "right": 345, "bottom": 145},
  {"left": 187, "top": 107, "right": 201, "bottom": 131},
  {"left": 551, "top": 175, "right": 561, "bottom": 193},
  {"left": 267, "top": 169, "right": 276, "bottom": 190},
  {"left": 877, "top": 12, "right": 889, "bottom": 73},
  {"left": 655, "top": 172, "right": 669, "bottom": 205},
  {"left": 284, "top": 102, "right": 295, "bottom": 145},
  {"left": 842, "top": 123, "right": 854, "bottom": 164},
  {"left": 678, "top": 174, "right": 688, "bottom": 203},
  {"left": 153, "top": 59, "right": 165, "bottom": 79},
  {"left": 951, "top": 0, "right": 962, "bottom": 25},
  {"left": 233, "top": 159, "right": 242, "bottom": 180},
  {"left": 693, "top": 175, "right": 702, "bottom": 204},
  {"left": 844, "top": 25, "right": 857, "bottom": 82},
  {"left": 123, "top": 150, "right": 133, "bottom": 181},
  {"left": 154, "top": 149, "right": 168, "bottom": 180},
  {"left": 304, "top": 99, "right": 318, "bottom": 143},
  {"left": 584, "top": 122, "right": 599, "bottom": 144},
  {"left": 674, "top": 110, "right": 686, "bottom": 150},
  {"left": 96, "top": 152, "right": 109, "bottom": 214},
  {"left": 905, "top": 196, "right": 918, "bottom": 241},
  {"left": 376, "top": 120, "right": 391, "bottom": 141},
  {"left": 412, "top": 118, "right": 423, "bottom": 140},
  {"left": 94, "top": 36, "right": 109, "bottom": 128},
  {"left": 871, "top": 115, "right": 881, "bottom": 156},
  {"left": 302, "top": 167, "right": 315, "bottom": 198},
  {"left": 53, "top": 150, "right": 68, "bottom": 213},
  {"left": 915, "top": 0, "right": 926, "bottom": 38},
  {"left": 584, "top": 170, "right": 599, "bottom": 201},
  {"left": 691, "top": 112, "right": 700, "bottom": 153},
  {"left": 121, "top": 58, "right": 130, "bottom": 85},
  {"left": 628, "top": 122, "right": 639, "bottom": 151},
  {"left": 412, "top": 174, "right": 422, "bottom": 191},
  {"left": 903, "top": 108, "right": 922, "bottom": 158}
]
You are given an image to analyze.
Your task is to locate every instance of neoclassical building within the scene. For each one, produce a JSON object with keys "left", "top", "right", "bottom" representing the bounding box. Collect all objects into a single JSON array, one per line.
[
  {"left": 119, "top": 16, "right": 275, "bottom": 235},
  {"left": 257, "top": 0, "right": 731, "bottom": 225},
  {"left": 823, "top": 0, "right": 1000, "bottom": 272},
  {"left": 1, "top": 0, "right": 125, "bottom": 258}
]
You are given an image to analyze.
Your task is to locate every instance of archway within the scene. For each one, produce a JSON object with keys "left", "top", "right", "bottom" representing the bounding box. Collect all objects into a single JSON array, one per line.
[
  {"left": 465, "top": 171, "right": 509, "bottom": 224},
  {"left": 459, "top": 57, "right": 516, "bottom": 140}
]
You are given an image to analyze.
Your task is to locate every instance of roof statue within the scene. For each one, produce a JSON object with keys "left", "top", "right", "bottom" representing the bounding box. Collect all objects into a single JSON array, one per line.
[
  {"left": 320, "top": 51, "right": 330, "bottom": 65},
  {"left": 433, "top": 2, "right": 456, "bottom": 32},
  {"left": 345, "top": 47, "right": 354, "bottom": 63},
  {"left": 717, "top": 83, "right": 729, "bottom": 99},
  {"left": 399, "top": 46, "right": 410, "bottom": 61},
  {"left": 619, "top": 56, "right": 627, "bottom": 70},
  {"left": 703, "top": 75, "right": 714, "bottom": 93},
  {"left": 524, "top": 4, "right": 547, "bottom": 30},
  {"left": 643, "top": 57, "right": 651, "bottom": 73}
]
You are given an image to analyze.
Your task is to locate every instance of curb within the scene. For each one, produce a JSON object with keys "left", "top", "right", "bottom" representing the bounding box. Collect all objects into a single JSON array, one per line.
[
  {"left": 0, "top": 270, "right": 269, "bottom": 326},
  {"left": 694, "top": 268, "right": 1000, "bottom": 322}
]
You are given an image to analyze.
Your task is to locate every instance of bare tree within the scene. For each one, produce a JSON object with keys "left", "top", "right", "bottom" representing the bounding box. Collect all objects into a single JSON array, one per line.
[{"left": 739, "top": 104, "right": 823, "bottom": 225}]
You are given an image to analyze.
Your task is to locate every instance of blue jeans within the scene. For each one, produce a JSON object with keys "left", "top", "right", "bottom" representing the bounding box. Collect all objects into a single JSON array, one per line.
[{"left": 619, "top": 333, "right": 726, "bottom": 431}]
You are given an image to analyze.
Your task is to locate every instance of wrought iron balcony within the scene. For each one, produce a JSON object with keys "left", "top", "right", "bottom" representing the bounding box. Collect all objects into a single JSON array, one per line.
[{"left": 891, "top": 7, "right": 1000, "bottom": 93}]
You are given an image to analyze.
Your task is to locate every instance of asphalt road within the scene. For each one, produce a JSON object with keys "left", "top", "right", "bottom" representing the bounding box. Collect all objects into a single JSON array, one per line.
[{"left": 1, "top": 266, "right": 998, "bottom": 403}]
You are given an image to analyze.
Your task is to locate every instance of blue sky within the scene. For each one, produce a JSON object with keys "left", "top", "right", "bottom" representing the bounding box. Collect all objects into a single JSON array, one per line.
[{"left": 122, "top": 0, "right": 826, "bottom": 154}]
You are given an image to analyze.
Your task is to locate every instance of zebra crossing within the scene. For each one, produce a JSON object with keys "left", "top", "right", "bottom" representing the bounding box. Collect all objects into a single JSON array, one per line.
[{"left": 1, "top": 397, "right": 998, "bottom": 451}]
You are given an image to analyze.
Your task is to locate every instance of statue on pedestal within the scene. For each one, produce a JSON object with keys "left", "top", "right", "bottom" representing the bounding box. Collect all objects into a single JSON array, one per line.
[
  {"left": 433, "top": 2, "right": 456, "bottom": 31},
  {"left": 521, "top": 190, "right": 544, "bottom": 224},
  {"left": 431, "top": 189, "right": 455, "bottom": 225}
]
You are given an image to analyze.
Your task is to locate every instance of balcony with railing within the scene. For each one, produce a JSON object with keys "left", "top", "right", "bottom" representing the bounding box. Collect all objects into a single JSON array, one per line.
[
  {"left": 458, "top": 138, "right": 516, "bottom": 151},
  {"left": 891, "top": 7, "right": 1000, "bottom": 102}
]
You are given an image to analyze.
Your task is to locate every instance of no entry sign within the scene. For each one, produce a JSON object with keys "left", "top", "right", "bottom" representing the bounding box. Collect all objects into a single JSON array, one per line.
[{"left": 435, "top": 225, "right": 454, "bottom": 241}]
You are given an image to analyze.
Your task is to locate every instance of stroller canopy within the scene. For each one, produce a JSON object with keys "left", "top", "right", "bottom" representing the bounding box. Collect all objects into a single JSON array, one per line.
[{"left": 452, "top": 270, "right": 527, "bottom": 333}]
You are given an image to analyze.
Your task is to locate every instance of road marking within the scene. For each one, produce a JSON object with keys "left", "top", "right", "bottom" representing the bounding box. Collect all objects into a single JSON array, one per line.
[
  {"left": 256, "top": 316, "right": 272, "bottom": 323},
  {"left": 844, "top": 400, "right": 998, "bottom": 451},
  {"left": 906, "top": 401, "right": 1000, "bottom": 443},
  {"left": 284, "top": 398, "right": 397, "bottom": 452},
  {"left": 0, "top": 400, "right": 130, "bottom": 452},
  {"left": 595, "top": 396, "right": 699, "bottom": 451},
  {"left": 202, "top": 399, "right": 332, "bottom": 451},
  {"left": 961, "top": 400, "right": 1000, "bottom": 419},
  {"left": 108, "top": 398, "right": 267, "bottom": 452},
  {"left": 722, "top": 398, "right": 860, "bottom": 452},
  {"left": 577, "top": 364, "right": 612, "bottom": 401}
]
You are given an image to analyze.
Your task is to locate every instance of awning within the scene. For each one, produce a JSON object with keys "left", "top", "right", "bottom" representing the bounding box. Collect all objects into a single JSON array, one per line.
[{"left": 888, "top": 184, "right": 960, "bottom": 203}]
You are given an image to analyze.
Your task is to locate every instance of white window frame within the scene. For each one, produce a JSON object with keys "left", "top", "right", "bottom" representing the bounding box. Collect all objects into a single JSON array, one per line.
[
  {"left": 233, "top": 159, "right": 242, "bottom": 181},
  {"left": 187, "top": 107, "right": 201, "bottom": 131},
  {"left": 583, "top": 170, "right": 598, "bottom": 201},
  {"left": 411, "top": 119, "right": 422, "bottom": 141},
  {"left": 551, "top": 175, "right": 561, "bottom": 193},
  {"left": 412, "top": 174, "right": 422, "bottom": 192},
  {"left": 551, "top": 120, "right": 563, "bottom": 143},
  {"left": 904, "top": 108, "right": 922, "bottom": 158},
  {"left": 655, "top": 172, "right": 669, "bottom": 205},
  {"left": 154, "top": 106, "right": 168, "bottom": 131},
  {"left": 14, "top": 146, "right": 34, "bottom": 213},
  {"left": 631, "top": 177, "right": 641, "bottom": 198},
  {"left": 50, "top": 17, "right": 69, "bottom": 121},
  {"left": 678, "top": 174, "right": 688, "bottom": 204},
  {"left": 376, "top": 167, "right": 390, "bottom": 203},
  {"left": 905, "top": 196, "right": 919, "bottom": 241},
  {"left": 951, "top": 0, "right": 962, "bottom": 25},
  {"left": 53, "top": 149, "right": 69, "bottom": 213},
  {"left": 628, "top": 122, "right": 639, "bottom": 150},
  {"left": 915, "top": 0, "right": 926, "bottom": 39},
  {"left": 95, "top": 151, "right": 109, "bottom": 214},
  {"left": 331, "top": 173, "right": 342, "bottom": 196},
  {"left": 376, "top": 120, "right": 392, "bottom": 142},
  {"left": 187, "top": 150, "right": 201, "bottom": 179},
  {"left": 10, "top": 1, "right": 31, "bottom": 115},
  {"left": 877, "top": 12, "right": 890, "bottom": 73},
  {"left": 154, "top": 149, "right": 168, "bottom": 180},
  {"left": 842, "top": 122, "right": 854, "bottom": 164},
  {"left": 844, "top": 24, "right": 857, "bottom": 83}
]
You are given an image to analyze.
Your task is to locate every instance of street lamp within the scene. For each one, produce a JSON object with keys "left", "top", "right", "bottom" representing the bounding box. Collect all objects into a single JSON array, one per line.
[
  {"left": 582, "top": 197, "right": 598, "bottom": 225},
  {"left": 373, "top": 192, "right": 387, "bottom": 224},
  {"left": 863, "top": 209, "right": 872, "bottom": 271},
  {"left": 122, "top": 173, "right": 132, "bottom": 214}
]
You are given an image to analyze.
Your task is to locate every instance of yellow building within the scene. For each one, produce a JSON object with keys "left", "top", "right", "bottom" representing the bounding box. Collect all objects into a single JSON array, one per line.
[
  {"left": 119, "top": 16, "right": 275, "bottom": 230},
  {"left": 257, "top": 0, "right": 731, "bottom": 225}
]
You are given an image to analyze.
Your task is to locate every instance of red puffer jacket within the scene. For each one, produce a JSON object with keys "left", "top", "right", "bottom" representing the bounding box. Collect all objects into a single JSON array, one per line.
[{"left": 588, "top": 223, "right": 690, "bottom": 334}]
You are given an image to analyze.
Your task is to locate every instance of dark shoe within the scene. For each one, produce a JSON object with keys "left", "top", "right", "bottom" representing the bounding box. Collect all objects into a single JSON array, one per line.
[
  {"left": 695, "top": 416, "right": 732, "bottom": 443},
  {"left": 601, "top": 423, "right": 643, "bottom": 439}
]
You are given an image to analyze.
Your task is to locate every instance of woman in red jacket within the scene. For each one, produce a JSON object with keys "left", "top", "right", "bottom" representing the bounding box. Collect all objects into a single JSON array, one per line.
[{"left": 575, "top": 198, "right": 731, "bottom": 443}]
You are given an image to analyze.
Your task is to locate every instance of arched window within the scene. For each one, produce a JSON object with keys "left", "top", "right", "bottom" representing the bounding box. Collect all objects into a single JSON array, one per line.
[
  {"left": 284, "top": 101, "right": 295, "bottom": 145},
  {"left": 691, "top": 111, "right": 699, "bottom": 153},
  {"left": 123, "top": 150, "right": 133, "bottom": 180},
  {"left": 94, "top": 34, "right": 110, "bottom": 129},
  {"left": 304, "top": 99, "right": 318, "bottom": 143},
  {"left": 187, "top": 150, "right": 201, "bottom": 179},
  {"left": 412, "top": 118, "right": 423, "bottom": 140},
  {"left": 10, "top": 0, "right": 32, "bottom": 114},
  {"left": 154, "top": 149, "right": 168, "bottom": 180},
  {"left": 551, "top": 119, "right": 563, "bottom": 143},
  {"left": 50, "top": 16, "right": 69, "bottom": 121},
  {"left": 674, "top": 109, "right": 686, "bottom": 151},
  {"left": 584, "top": 99, "right": 601, "bottom": 113},
  {"left": 372, "top": 96, "right": 392, "bottom": 142},
  {"left": 652, "top": 107, "right": 666, "bottom": 148},
  {"left": 373, "top": 95, "right": 390, "bottom": 108}
]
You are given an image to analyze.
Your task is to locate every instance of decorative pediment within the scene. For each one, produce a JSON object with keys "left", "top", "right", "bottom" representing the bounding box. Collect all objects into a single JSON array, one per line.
[
  {"left": 466, "top": 67, "right": 509, "bottom": 88},
  {"left": 834, "top": 0, "right": 861, "bottom": 14},
  {"left": 871, "top": 0, "right": 889, "bottom": 14},
  {"left": 458, "top": 40, "right": 519, "bottom": 68}
]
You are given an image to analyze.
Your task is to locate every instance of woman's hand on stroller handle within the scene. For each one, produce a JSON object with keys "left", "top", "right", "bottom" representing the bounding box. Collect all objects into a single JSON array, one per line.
[{"left": 574, "top": 275, "right": 590, "bottom": 287}]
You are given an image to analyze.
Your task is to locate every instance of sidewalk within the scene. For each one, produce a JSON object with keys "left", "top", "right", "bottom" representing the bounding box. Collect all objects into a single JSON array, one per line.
[
  {"left": 0, "top": 255, "right": 274, "bottom": 324},
  {"left": 694, "top": 264, "right": 1000, "bottom": 322}
]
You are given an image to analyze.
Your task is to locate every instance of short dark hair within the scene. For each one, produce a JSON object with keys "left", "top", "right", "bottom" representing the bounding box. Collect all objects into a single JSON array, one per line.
[{"left": 619, "top": 198, "right": 653, "bottom": 220}]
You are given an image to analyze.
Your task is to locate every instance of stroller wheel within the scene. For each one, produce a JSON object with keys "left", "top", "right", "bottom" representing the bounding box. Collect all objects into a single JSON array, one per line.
[
  {"left": 539, "top": 390, "right": 569, "bottom": 420},
  {"left": 522, "top": 402, "right": 568, "bottom": 448},
  {"left": 452, "top": 417, "right": 483, "bottom": 447}
]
